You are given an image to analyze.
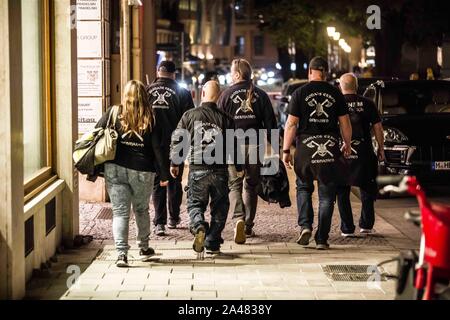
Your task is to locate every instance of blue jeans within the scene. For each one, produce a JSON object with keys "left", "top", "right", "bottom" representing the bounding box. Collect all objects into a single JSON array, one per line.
[
  {"left": 186, "top": 169, "right": 230, "bottom": 250},
  {"left": 104, "top": 163, "right": 155, "bottom": 255},
  {"left": 296, "top": 176, "right": 337, "bottom": 244},
  {"left": 337, "top": 185, "right": 376, "bottom": 233}
]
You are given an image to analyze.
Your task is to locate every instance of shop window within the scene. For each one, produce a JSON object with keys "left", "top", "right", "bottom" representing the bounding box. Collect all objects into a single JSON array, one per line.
[
  {"left": 235, "top": 36, "right": 245, "bottom": 56},
  {"left": 21, "top": 0, "right": 55, "bottom": 202},
  {"left": 254, "top": 35, "right": 264, "bottom": 56}
]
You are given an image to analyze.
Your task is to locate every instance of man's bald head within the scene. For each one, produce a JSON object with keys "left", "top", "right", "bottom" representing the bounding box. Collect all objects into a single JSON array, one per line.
[
  {"left": 202, "top": 80, "right": 221, "bottom": 103},
  {"left": 339, "top": 73, "right": 358, "bottom": 94}
]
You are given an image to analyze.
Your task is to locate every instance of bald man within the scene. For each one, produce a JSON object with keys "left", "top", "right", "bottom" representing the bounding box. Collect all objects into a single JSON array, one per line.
[
  {"left": 337, "top": 73, "right": 385, "bottom": 237},
  {"left": 170, "top": 81, "right": 243, "bottom": 256}
]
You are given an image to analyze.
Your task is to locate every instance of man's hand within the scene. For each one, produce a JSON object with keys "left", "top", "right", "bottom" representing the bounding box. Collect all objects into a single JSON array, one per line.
[
  {"left": 377, "top": 148, "right": 385, "bottom": 162},
  {"left": 283, "top": 152, "right": 293, "bottom": 170},
  {"left": 236, "top": 170, "right": 245, "bottom": 178},
  {"left": 341, "top": 143, "right": 352, "bottom": 158},
  {"left": 170, "top": 166, "right": 179, "bottom": 179},
  {"left": 160, "top": 180, "right": 169, "bottom": 187}
]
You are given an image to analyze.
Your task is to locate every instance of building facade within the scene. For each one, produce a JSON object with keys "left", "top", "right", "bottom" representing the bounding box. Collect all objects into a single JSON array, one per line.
[
  {"left": 233, "top": 0, "right": 278, "bottom": 69},
  {"left": 0, "top": 0, "right": 157, "bottom": 299},
  {"left": 1, "top": 0, "right": 78, "bottom": 299}
]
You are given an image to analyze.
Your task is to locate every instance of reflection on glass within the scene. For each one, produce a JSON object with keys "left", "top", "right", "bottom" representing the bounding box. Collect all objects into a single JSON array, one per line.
[{"left": 22, "top": 0, "right": 45, "bottom": 181}]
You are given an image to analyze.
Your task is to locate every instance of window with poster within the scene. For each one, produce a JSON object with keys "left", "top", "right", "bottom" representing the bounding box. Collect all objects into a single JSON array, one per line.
[{"left": 21, "top": 0, "right": 56, "bottom": 203}]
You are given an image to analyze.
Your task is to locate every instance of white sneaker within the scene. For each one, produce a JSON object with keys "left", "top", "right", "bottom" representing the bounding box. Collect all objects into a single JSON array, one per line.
[
  {"left": 341, "top": 232, "right": 354, "bottom": 238},
  {"left": 360, "top": 228, "right": 373, "bottom": 235}
]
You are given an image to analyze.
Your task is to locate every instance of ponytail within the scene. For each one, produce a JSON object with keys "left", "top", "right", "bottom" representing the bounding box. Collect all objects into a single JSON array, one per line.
[
  {"left": 232, "top": 58, "right": 254, "bottom": 112},
  {"left": 245, "top": 80, "right": 254, "bottom": 111}
]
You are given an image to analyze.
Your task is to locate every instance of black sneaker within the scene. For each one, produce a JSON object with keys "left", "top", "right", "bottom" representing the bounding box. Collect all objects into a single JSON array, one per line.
[
  {"left": 116, "top": 254, "right": 128, "bottom": 268},
  {"left": 245, "top": 226, "right": 255, "bottom": 238},
  {"left": 139, "top": 248, "right": 155, "bottom": 261},
  {"left": 168, "top": 219, "right": 180, "bottom": 229},
  {"left": 193, "top": 227, "right": 206, "bottom": 253},
  {"left": 316, "top": 243, "right": 330, "bottom": 250},
  {"left": 154, "top": 224, "right": 165, "bottom": 236},
  {"left": 296, "top": 228, "right": 312, "bottom": 246},
  {"left": 205, "top": 246, "right": 220, "bottom": 255}
]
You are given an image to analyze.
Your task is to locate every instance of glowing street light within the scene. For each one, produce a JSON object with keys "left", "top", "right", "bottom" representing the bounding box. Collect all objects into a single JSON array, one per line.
[
  {"left": 333, "top": 32, "right": 340, "bottom": 41},
  {"left": 327, "top": 26, "right": 336, "bottom": 37}
]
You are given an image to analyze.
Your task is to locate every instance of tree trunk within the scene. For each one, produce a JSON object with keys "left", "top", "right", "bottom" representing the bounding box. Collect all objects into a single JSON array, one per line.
[
  {"left": 295, "top": 47, "right": 308, "bottom": 79},
  {"left": 278, "top": 47, "right": 292, "bottom": 81},
  {"left": 375, "top": 10, "right": 404, "bottom": 77}
]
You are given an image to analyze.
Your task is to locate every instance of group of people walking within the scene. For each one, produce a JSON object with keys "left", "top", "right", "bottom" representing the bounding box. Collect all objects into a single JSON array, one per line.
[{"left": 94, "top": 56, "right": 384, "bottom": 267}]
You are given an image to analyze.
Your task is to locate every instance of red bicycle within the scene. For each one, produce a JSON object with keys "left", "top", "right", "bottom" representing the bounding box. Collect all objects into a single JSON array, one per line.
[{"left": 378, "top": 175, "right": 450, "bottom": 300}]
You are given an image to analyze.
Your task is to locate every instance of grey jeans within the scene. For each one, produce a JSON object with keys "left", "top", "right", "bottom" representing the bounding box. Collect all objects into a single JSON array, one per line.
[
  {"left": 104, "top": 163, "right": 155, "bottom": 255},
  {"left": 228, "top": 145, "right": 261, "bottom": 228}
]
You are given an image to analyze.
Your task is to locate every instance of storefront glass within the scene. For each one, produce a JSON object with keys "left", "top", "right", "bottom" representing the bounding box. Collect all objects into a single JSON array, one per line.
[{"left": 21, "top": 0, "right": 46, "bottom": 181}]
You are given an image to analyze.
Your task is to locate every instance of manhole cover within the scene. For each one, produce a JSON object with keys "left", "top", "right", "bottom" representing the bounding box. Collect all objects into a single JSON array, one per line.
[
  {"left": 322, "top": 264, "right": 387, "bottom": 282},
  {"left": 96, "top": 208, "right": 113, "bottom": 220}
]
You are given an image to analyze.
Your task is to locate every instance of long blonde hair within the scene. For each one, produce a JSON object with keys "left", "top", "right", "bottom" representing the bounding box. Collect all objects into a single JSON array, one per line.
[
  {"left": 231, "top": 58, "right": 254, "bottom": 109},
  {"left": 119, "top": 80, "right": 154, "bottom": 135}
]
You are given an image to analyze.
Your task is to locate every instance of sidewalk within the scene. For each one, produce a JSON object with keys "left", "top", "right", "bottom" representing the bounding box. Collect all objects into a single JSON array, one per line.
[{"left": 25, "top": 170, "right": 419, "bottom": 300}]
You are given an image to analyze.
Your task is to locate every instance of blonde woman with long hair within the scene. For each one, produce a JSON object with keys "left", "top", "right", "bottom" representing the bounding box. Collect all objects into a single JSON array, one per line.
[{"left": 96, "top": 80, "right": 169, "bottom": 267}]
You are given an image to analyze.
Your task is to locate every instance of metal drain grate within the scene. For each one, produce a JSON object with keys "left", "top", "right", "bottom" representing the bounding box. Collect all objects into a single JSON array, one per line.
[
  {"left": 322, "top": 264, "right": 387, "bottom": 282},
  {"left": 96, "top": 208, "right": 113, "bottom": 220}
]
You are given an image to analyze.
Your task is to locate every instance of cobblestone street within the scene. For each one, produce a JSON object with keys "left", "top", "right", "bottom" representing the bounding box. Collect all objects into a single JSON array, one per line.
[{"left": 25, "top": 169, "right": 421, "bottom": 300}]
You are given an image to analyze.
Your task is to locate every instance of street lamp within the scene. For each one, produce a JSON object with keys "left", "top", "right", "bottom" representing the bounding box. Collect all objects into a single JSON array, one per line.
[
  {"left": 333, "top": 32, "right": 340, "bottom": 41},
  {"left": 327, "top": 27, "right": 336, "bottom": 37}
]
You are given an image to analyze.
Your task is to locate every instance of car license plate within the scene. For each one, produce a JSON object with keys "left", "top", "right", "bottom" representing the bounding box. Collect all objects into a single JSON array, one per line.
[{"left": 432, "top": 161, "right": 450, "bottom": 171}]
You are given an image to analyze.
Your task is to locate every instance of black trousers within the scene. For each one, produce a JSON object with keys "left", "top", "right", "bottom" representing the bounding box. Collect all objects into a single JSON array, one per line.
[
  {"left": 336, "top": 182, "right": 377, "bottom": 233},
  {"left": 152, "top": 164, "right": 184, "bottom": 226},
  {"left": 187, "top": 169, "right": 230, "bottom": 250}
]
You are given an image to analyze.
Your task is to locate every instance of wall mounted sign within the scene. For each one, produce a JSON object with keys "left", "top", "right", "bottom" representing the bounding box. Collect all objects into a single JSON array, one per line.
[
  {"left": 77, "top": 21, "right": 102, "bottom": 58},
  {"left": 78, "top": 97, "right": 103, "bottom": 134},
  {"left": 76, "top": 0, "right": 101, "bottom": 20},
  {"left": 78, "top": 59, "right": 103, "bottom": 97}
]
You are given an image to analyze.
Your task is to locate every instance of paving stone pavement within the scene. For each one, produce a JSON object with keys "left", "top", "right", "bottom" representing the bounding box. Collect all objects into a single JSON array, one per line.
[
  {"left": 26, "top": 169, "right": 419, "bottom": 300},
  {"left": 26, "top": 239, "right": 403, "bottom": 300}
]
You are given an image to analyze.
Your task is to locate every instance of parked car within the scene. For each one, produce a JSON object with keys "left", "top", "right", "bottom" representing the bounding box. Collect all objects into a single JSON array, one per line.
[
  {"left": 364, "top": 80, "right": 450, "bottom": 185},
  {"left": 273, "top": 79, "right": 309, "bottom": 136}
]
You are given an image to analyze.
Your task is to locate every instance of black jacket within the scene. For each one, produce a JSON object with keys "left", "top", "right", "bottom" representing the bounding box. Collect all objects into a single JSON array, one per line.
[
  {"left": 96, "top": 106, "right": 170, "bottom": 181},
  {"left": 217, "top": 81, "right": 277, "bottom": 145},
  {"left": 258, "top": 158, "right": 291, "bottom": 208},
  {"left": 146, "top": 77, "right": 195, "bottom": 144},
  {"left": 171, "top": 102, "right": 243, "bottom": 171}
]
